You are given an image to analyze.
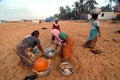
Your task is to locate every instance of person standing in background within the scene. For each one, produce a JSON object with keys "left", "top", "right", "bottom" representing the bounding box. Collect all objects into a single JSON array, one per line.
[{"left": 84, "top": 14, "right": 101, "bottom": 48}]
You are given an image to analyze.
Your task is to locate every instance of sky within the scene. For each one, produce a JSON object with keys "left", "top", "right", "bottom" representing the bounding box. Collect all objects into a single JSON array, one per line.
[{"left": 0, "top": 0, "right": 112, "bottom": 21}]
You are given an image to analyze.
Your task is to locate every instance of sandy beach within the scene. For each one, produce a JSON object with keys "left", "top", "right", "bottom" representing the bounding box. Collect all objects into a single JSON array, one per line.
[{"left": 0, "top": 20, "right": 120, "bottom": 80}]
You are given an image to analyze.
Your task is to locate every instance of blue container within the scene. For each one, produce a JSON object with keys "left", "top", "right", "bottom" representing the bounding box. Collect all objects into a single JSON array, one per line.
[
  {"left": 45, "top": 18, "right": 52, "bottom": 22},
  {"left": 33, "top": 48, "right": 39, "bottom": 54}
]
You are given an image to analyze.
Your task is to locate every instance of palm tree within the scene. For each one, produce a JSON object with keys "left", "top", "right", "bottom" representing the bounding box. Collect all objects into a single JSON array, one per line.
[
  {"left": 108, "top": 0, "right": 120, "bottom": 5},
  {"left": 85, "top": 0, "right": 98, "bottom": 12},
  {"left": 72, "top": 0, "right": 86, "bottom": 19},
  {"left": 72, "top": 1, "right": 79, "bottom": 13},
  {"left": 78, "top": 0, "right": 87, "bottom": 14},
  {"left": 59, "top": 6, "right": 67, "bottom": 19},
  {"left": 66, "top": 6, "right": 71, "bottom": 13},
  {"left": 101, "top": 4, "right": 113, "bottom": 12},
  {"left": 65, "top": 6, "right": 73, "bottom": 19},
  {"left": 72, "top": 1, "right": 80, "bottom": 19}
]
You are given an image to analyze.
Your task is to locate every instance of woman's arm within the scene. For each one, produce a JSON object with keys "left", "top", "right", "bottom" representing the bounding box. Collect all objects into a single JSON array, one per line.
[
  {"left": 58, "top": 25, "right": 61, "bottom": 31},
  {"left": 96, "top": 26, "right": 101, "bottom": 37},
  {"left": 37, "top": 44, "right": 44, "bottom": 54},
  {"left": 55, "top": 44, "right": 58, "bottom": 50},
  {"left": 52, "top": 24, "right": 54, "bottom": 29},
  {"left": 96, "top": 20, "right": 101, "bottom": 37}
]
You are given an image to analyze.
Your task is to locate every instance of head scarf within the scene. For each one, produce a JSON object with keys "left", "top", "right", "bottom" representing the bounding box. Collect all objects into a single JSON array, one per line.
[{"left": 59, "top": 32, "right": 68, "bottom": 40}]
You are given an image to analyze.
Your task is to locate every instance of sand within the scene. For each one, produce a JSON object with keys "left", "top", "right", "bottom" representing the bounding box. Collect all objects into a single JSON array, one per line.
[{"left": 0, "top": 20, "right": 120, "bottom": 80}]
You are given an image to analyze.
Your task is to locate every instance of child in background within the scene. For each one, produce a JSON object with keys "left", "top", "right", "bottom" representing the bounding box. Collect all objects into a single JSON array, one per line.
[{"left": 51, "top": 18, "right": 61, "bottom": 43}]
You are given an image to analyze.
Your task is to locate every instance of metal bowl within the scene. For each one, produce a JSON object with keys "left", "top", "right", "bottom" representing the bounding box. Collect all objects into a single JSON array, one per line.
[
  {"left": 44, "top": 47, "right": 56, "bottom": 58},
  {"left": 33, "top": 68, "right": 50, "bottom": 77},
  {"left": 59, "top": 61, "right": 73, "bottom": 76}
]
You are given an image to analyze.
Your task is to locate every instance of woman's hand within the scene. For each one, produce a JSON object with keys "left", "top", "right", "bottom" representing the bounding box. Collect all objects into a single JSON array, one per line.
[
  {"left": 61, "top": 40, "right": 67, "bottom": 46},
  {"left": 29, "top": 54, "right": 36, "bottom": 61},
  {"left": 41, "top": 51, "right": 44, "bottom": 55},
  {"left": 37, "top": 44, "right": 44, "bottom": 54}
]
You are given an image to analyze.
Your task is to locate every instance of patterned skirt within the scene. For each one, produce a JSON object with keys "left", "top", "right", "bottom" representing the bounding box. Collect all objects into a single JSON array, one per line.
[{"left": 16, "top": 42, "right": 35, "bottom": 67}]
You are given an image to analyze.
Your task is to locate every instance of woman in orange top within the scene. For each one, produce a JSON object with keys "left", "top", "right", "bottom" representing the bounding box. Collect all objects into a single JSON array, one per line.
[{"left": 51, "top": 29, "right": 73, "bottom": 61}]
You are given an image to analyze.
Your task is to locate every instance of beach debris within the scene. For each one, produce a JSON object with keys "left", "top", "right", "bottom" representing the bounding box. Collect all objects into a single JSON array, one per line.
[
  {"left": 111, "top": 21, "right": 117, "bottom": 23},
  {"left": 41, "top": 27, "right": 47, "bottom": 30},
  {"left": 112, "top": 37, "right": 120, "bottom": 42},
  {"left": 90, "top": 49, "right": 102, "bottom": 54},
  {"left": 103, "top": 39, "right": 110, "bottom": 42},
  {"left": 114, "top": 30, "right": 120, "bottom": 34},
  {"left": 24, "top": 75, "right": 37, "bottom": 80}
]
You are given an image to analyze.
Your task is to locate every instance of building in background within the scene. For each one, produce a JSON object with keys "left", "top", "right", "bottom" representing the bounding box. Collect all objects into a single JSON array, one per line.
[
  {"left": 114, "top": 5, "right": 120, "bottom": 20},
  {"left": 88, "top": 12, "right": 114, "bottom": 20}
]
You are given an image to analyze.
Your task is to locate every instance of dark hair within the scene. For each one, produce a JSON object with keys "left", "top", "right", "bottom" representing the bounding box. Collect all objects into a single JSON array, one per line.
[
  {"left": 31, "top": 30, "right": 39, "bottom": 36},
  {"left": 91, "top": 14, "right": 98, "bottom": 20}
]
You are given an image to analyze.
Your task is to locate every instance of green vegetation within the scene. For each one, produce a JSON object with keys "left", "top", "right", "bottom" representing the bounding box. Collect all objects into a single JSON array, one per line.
[{"left": 51, "top": 0, "right": 120, "bottom": 20}]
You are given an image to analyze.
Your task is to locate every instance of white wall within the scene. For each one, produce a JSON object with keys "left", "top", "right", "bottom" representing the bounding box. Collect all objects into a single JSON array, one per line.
[
  {"left": 32, "top": 20, "right": 40, "bottom": 23},
  {"left": 88, "top": 12, "right": 114, "bottom": 20}
]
